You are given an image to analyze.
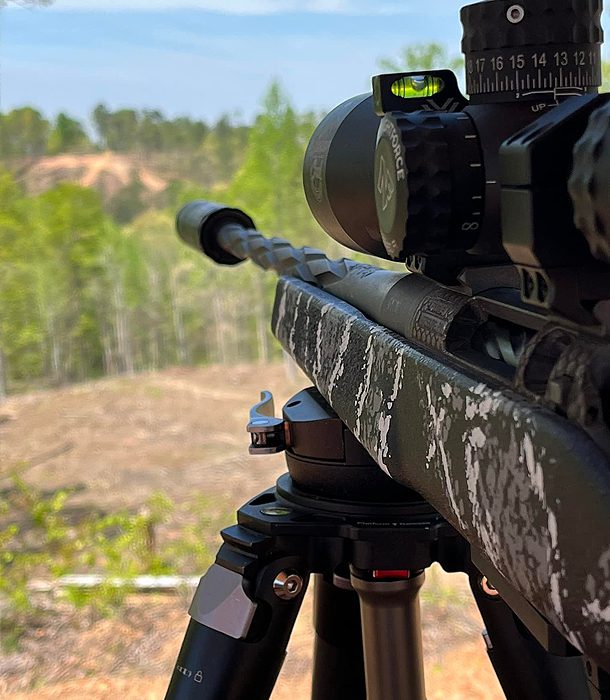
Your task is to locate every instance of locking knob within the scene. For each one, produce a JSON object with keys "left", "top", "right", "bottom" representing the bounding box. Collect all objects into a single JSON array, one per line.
[{"left": 247, "top": 391, "right": 286, "bottom": 455}]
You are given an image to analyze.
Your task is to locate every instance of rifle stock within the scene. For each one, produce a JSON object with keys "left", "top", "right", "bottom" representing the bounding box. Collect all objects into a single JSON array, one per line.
[{"left": 273, "top": 275, "right": 610, "bottom": 673}]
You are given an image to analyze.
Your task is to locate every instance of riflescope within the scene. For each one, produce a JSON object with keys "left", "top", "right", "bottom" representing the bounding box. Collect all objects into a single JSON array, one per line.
[{"left": 304, "top": 0, "right": 610, "bottom": 325}]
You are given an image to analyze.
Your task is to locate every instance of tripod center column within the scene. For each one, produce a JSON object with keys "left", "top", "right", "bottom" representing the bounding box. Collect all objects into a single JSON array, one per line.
[{"left": 351, "top": 569, "right": 427, "bottom": 700}]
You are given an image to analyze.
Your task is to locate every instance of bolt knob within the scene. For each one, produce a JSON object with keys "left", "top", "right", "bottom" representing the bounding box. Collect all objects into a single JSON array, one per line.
[{"left": 569, "top": 100, "right": 610, "bottom": 263}]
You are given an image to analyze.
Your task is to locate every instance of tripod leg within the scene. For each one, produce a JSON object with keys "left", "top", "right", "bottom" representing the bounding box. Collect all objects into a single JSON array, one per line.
[
  {"left": 351, "top": 569, "right": 427, "bottom": 700},
  {"left": 469, "top": 573, "right": 589, "bottom": 700},
  {"left": 311, "top": 574, "right": 366, "bottom": 700},
  {"left": 165, "top": 535, "right": 308, "bottom": 700}
]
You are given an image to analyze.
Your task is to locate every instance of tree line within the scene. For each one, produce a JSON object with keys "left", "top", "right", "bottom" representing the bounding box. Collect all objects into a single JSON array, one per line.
[
  {"left": 0, "top": 84, "right": 337, "bottom": 397},
  {"left": 0, "top": 106, "right": 248, "bottom": 159},
  {"left": 2, "top": 42, "right": 609, "bottom": 397}
]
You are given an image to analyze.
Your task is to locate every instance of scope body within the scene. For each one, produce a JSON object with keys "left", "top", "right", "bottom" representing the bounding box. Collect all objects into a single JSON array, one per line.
[{"left": 303, "top": 0, "right": 610, "bottom": 328}]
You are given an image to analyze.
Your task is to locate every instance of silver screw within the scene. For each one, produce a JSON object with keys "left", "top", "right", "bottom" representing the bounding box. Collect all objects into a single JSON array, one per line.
[
  {"left": 261, "top": 506, "right": 292, "bottom": 517},
  {"left": 480, "top": 576, "right": 501, "bottom": 598},
  {"left": 482, "top": 629, "right": 494, "bottom": 650},
  {"left": 507, "top": 4, "right": 525, "bottom": 24},
  {"left": 273, "top": 570, "right": 304, "bottom": 600}
]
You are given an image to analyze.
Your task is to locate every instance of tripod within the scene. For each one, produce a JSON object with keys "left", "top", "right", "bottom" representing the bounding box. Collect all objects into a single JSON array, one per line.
[{"left": 164, "top": 387, "right": 597, "bottom": 700}]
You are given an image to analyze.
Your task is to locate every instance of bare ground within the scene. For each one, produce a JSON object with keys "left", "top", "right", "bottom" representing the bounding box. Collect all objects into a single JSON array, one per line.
[
  {"left": 17, "top": 152, "right": 167, "bottom": 201},
  {"left": 0, "top": 364, "right": 504, "bottom": 698}
]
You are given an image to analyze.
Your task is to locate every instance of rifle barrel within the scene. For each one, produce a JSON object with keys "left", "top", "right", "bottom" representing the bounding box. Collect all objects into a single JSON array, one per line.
[{"left": 176, "top": 200, "right": 464, "bottom": 353}]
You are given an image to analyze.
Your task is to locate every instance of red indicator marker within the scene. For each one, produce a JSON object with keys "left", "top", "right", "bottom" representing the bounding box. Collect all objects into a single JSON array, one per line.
[{"left": 372, "top": 569, "right": 411, "bottom": 580}]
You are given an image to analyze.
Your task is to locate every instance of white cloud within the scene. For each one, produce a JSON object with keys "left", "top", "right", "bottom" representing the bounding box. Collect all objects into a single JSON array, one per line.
[{"left": 30, "top": 0, "right": 424, "bottom": 13}]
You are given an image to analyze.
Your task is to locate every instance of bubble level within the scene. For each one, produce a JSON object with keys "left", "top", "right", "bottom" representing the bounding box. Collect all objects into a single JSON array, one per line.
[{"left": 391, "top": 75, "right": 445, "bottom": 99}]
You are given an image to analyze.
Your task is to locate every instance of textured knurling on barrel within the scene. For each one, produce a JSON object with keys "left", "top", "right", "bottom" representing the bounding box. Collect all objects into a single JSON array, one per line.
[
  {"left": 569, "top": 100, "right": 610, "bottom": 263},
  {"left": 217, "top": 225, "right": 352, "bottom": 286},
  {"left": 461, "top": 0, "right": 603, "bottom": 53},
  {"left": 394, "top": 112, "right": 452, "bottom": 255}
]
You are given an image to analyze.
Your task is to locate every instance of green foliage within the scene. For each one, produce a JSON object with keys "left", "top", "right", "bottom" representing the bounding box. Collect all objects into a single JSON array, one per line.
[
  {"left": 0, "top": 474, "right": 214, "bottom": 648},
  {"left": 226, "top": 81, "right": 326, "bottom": 249},
  {"left": 107, "top": 175, "right": 148, "bottom": 224},
  {"left": 379, "top": 42, "right": 463, "bottom": 74},
  {"left": 91, "top": 103, "right": 211, "bottom": 154},
  {"left": 47, "top": 113, "right": 92, "bottom": 155},
  {"left": 0, "top": 79, "right": 346, "bottom": 391},
  {"left": 162, "top": 180, "right": 213, "bottom": 213},
  {"left": 203, "top": 115, "right": 247, "bottom": 182},
  {"left": 0, "top": 80, "right": 328, "bottom": 391},
  {"left": 0, "top": 171, "right": 44, "bottom": 390},
  {"left": 34, "top": 184, "right": 108, "bottom": 382},
  {"left": 0, "top": 107, "right": 49, "bottom": 158},
  {"left": 0, "top": 476, "right": 73, "bottom": 616},
  {"left": 0, "top": 105, "right": 227, "bottom": 160},
  {"left": 158, "top": 495, "right": 227, "bottom": 575},
  {"left": 96, "top": 107, "right": 139, "bottom": 152}
]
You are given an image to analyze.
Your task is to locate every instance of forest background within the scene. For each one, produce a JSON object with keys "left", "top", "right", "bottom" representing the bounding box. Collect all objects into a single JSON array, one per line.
[
  {"left": 1, "top": 41, "right": 609, "bottom": 397},
  {"left": 0, "top": 82, "right": 318, "bottom": 397}
]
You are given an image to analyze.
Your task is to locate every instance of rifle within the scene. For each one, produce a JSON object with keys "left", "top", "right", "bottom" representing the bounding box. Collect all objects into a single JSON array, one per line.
[{"left": 165, "top": 1, "right": 610, "bottom": 698}]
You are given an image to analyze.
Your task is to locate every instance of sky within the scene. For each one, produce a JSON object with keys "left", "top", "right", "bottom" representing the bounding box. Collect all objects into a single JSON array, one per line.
[{"left": 0, "top": 0, "right": 468, "bottom": 125}]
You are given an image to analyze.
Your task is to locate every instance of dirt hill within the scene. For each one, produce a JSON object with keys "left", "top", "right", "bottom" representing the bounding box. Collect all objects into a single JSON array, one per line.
[{"left": 14, "top": 152, "right": 169, "bottom": 202}]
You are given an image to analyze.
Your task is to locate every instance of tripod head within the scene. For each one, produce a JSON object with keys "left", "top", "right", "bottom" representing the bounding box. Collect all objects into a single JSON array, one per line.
[{"left": 303, "top": 0, "right": 610, "bottom": 325}]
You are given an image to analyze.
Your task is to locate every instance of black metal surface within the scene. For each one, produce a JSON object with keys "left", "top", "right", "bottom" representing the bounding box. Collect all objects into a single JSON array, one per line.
[
  {"left": 170, "top": 0, "right": 610, "bottom": 691},
  {"left": 351, "top": 572, "right": 426, "bottom": 700},
  {"left": 460, "top": 0, "right": 603, "bottom": 103},
  {"left": 372, "top": 70, "right": 467, "bottom": 116},
  {"left": 570, "top": 100, "right": 610, "bottom": 264},
  {"left": 165, "top": 380, "right": 608, "bottom": 698},
  {"left": 500, "top": 93, "right": 610, "bottom": 321},
  {"left": 271, "top": 276, "right": 610, "bottom": 673},
  {"left": 246, "top": 477, "right": 462, "bottom": 573},
  {"left": 282, "top": 387, "right": 418, "bottom": 502},
  {"left": 311, "top": 575, "right": 366, "bottom": 700},
  {"left": 164, "top": 466, "right": 462, "bottom": 699},
  {"left": 176, "top": 201, "right": 254, "bottom": 266},
  {"left": 302, "top": 93, "right": 384, "bottom": 257},
  {"left": 165, "top": 544, "right": 307, "bottom": 700},
  {"left": 461, "top": 0, "right": 604, "bottom": 54},
  {"left": 468, "top": 570, "right": 590, "bottom": 700},
  {"left": 164, "top": 612, "right": 299, "bottom": 700},
  {"left": 374, "top": 109, "right": 484, "bottom": 261},
  {"left": 247, "top": 391, "right": 286, "bottom": 455},
  {"left": 177, "top": 209, "right": 551, "bottom": 384}
]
